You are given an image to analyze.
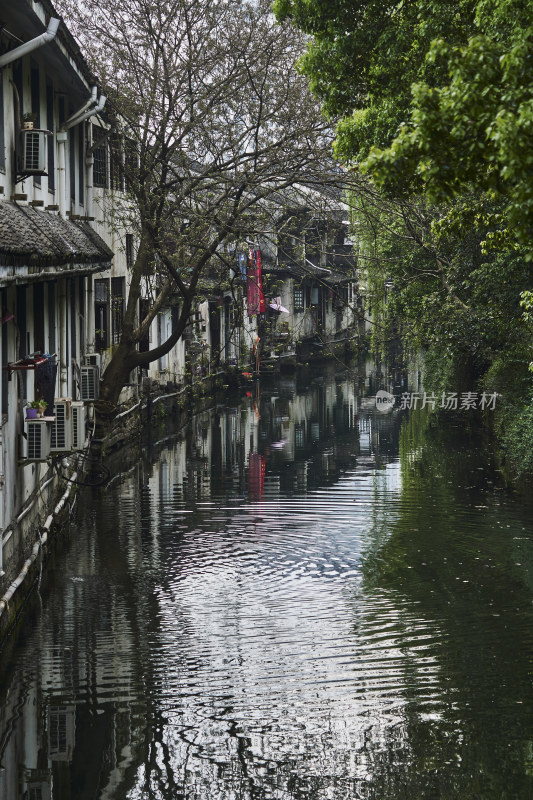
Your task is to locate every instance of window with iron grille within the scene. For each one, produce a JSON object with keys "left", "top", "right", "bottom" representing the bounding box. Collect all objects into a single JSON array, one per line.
[
  {"left": 111, "top": 277, "right": 125, "bottom": 345},
  {"left": 294, "top": 286, "right": 304, "bottom": 311},
  {"left": 69, "top": 127, "right": 75, "bottom": 201},
  {"left": 94, "top": 279, "right": 109, "bottom": 351},
  {"left": 31, "top": 59, "right": 41, "bottom": 187},
  {"left": 110, "top": 136, "right": 124, "bottom": 191},
  {"left": 93, "top": 145, "right": 107, "bottom": 188},
  {"left": 125, "top": 233, "right": 134, "bottom": 267},
  {"left": 49, "top": 708, "right": 67, "bottom": 755},
  {"left": 78, "top": 123, "right": 84, "bottom": 203}
]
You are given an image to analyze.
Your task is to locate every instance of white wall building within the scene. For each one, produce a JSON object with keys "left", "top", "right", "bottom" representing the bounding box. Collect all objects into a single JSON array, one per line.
[{"left": 0, "top": 2, "right": 113, "bottom": 588}]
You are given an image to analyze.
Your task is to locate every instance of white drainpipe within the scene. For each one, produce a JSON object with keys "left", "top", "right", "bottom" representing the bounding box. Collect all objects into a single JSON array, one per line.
[
  {"left": 57, "top": 130, "right": 67, "bottom": 218},
  {"left": 62, "top": 95, "right": 106, "bottom": 131},
  {"left": 59, "top": 280, "right": 68, "bottom": 396},
  {"left": 86, "top": 151, "right": 94, "bottom": 218},
  {"left": 62, "top": 85, "right": 98, "bottom": 130},
  {"left": 58, "top": 94, "right": 105, "bottom": 220},
  {"left": 0, "top": 18, "right": 60, "bottom": 68}
]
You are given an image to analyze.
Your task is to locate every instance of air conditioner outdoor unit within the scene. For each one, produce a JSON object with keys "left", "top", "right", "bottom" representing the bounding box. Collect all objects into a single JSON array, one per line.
[
  {"left": 50, "top": 399, "right": 72, "bottom": 453},
  {"left": 84, "top": 353, "right": 102, "bottom": 370},
  {"left": 25, "top": 419, "right": 51, "bottom": 461},
  {"left": 71, "top": 401, "right": 86, "bottom": 451},
  {"left": 22, "top": 129, "right": 50, "bottom": 175},
  {"left": 80, "top": 365, "right": 100, "bottom": 401}
]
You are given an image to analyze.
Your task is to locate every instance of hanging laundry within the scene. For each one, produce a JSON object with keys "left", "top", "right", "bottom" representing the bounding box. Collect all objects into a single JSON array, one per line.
[{"left": 35, "top": 355, "right": 57, "bottom": 416}]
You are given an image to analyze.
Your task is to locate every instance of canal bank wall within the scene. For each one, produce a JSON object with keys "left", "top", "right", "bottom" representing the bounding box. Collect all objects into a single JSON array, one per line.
[
  {"left": 0, "top": 465, "right": 79, "bottom": 645},
  {"left": 0, "top": 371, "right": 228, "bottom": 646}
]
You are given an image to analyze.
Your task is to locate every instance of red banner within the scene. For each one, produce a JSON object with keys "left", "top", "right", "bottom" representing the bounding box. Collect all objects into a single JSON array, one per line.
[{"left": 246, "top": 249, "right": 265, "bottom": 316}]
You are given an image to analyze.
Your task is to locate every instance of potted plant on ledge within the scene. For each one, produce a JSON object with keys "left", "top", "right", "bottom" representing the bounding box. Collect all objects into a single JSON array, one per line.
[
  {"left": 26, "top": 400, "right": 48, "bottom": 418},
  {"left": 22, "top": 112, "right": 38, "bottom": 131},
  {"left": 26, "top": 401, "right": 40, "bottom": 419}
]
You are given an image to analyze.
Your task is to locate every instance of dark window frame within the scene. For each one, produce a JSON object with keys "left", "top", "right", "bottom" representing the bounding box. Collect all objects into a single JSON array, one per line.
[
  {"left": 94, "top": 279, "right": 109, "bottom": 351},
  {"left": 111, "top": 276, "right": 125, "bottom": 345},
  {"left": 110, "top": 135, "right": 124, "bottom": 192},
  {"left": 69, "top": 126, "right": 75, "bottom": 202},
  {"left": 294, "top": 286, "right": 304, "bottom": 312},
  {"left": 125, "top": 233, "right": 134, "bottom": 267},
  {"left": 31, "top": 60, "right": 41, "bottom": 186},
  {"left": 93, "top": 144, "right": 108, "bottom": 188},
  {"left": 78, "top": 123, "right": 84, "bottom": 204},
  {"left": 1, "top": 289, "right": 8, "bottom": 417},
  {"left": 0, "top": 72, "right": 5, "bottom": 171}
]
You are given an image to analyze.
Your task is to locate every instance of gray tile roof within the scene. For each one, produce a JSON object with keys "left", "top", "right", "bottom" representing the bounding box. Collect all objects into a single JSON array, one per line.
[
  {"left": 0, "top": 203, "right": 113, "bottom": 269},
  {"left": 262, "top": 258, "right": 353, "bottom": 285}
]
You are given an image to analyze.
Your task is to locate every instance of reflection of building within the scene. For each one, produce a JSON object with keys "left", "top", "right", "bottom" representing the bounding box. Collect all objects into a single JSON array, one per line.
[
  {"left": 48, "top": 706, "right": 76, "bottom": 762},
  {"left": 254, "top": 376, "right": 360, "bottom": 494},
  {"left": 0, "top": 369, "right": 406, "bottom": 800},
  {"left": 21, "top": 768, "right": 52, "bottom": 800}
]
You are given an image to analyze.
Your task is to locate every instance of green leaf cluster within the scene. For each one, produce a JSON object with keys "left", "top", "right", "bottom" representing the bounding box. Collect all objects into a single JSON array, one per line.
[{"left": 277, "top": 0, "right": 533, "bottom": 477}]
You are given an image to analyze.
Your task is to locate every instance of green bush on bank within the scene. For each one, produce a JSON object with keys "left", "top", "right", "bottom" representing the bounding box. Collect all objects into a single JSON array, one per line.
[
  {"left": 422, "top": 342, "right": 533, "bottom": 482},
  {"left": 481, "top": 346, "right": 533, "bottom": 480}
]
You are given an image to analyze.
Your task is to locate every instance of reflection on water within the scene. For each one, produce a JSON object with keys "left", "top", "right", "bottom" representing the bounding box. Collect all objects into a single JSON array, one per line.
[{"left": 1, "top": 375, "right": 533, "bottom": 799}]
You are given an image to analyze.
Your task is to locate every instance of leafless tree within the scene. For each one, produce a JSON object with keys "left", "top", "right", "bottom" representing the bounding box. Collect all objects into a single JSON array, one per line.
[{"left": 57, "top": 0, "right": 337, "bottom": 415}]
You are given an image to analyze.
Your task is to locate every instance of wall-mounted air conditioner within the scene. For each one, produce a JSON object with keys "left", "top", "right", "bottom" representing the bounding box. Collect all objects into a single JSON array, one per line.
[
  {"left": 25, "top": 419, "right": 51, "bottom": 461},
  {"left": 80, "top": 365, "right": 100, "bottom": 401},
  {"left": 50, "top": 399, "right": 72, "bottom": 453},
  {"left": 71, "top": 401, "right": 86, "bottom": 451},
  {"left": 22, "top": 129, "right": 51, "bottom": 175},
  {"left": 84, "top": 353, "right": 102, "bottom": 370}
]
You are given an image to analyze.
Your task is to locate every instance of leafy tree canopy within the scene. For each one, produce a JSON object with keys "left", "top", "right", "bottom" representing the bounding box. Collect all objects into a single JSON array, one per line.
[{"left": 275, "top": 0, "right": 533, "bottom": 248}]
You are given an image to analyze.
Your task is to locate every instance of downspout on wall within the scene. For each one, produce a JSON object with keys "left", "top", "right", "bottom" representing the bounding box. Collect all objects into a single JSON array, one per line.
[
  {"left": 57, "top": 130, "right": 67, "bottom": 218},
  {"left": 86, "top": 151, "right": 94, "bottom": 218},
  {"left": 62, "top": 95, "right": 106, "bottom": 131},
  {"left": 0, "top": 18, "right": 60, "bottom": 68},
  {"left": 59, "top": 95, "right": 106, "bottom": 219},
  {"left": 62, "top": 85, "right": 98, "bottom": 130}
]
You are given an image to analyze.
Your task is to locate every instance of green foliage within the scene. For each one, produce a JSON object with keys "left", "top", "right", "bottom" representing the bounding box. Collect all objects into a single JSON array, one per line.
[
  {"left": 477, "top": 343, "right": 533, "bottom": 478},
  {"left": 274, "top": 0, "right": 475, "bottom": 160},
  {"left": 350, "top": 184, "right": 533, "bottom": 394},
  {"left": 495, "top": 400, "right": 533, "bottom": 479},
  {"left": 275, "top": 0, "right": 533, "bottom": 251},
  {"left": 278, "top": 0, "right": 533, "bottom": 477}
]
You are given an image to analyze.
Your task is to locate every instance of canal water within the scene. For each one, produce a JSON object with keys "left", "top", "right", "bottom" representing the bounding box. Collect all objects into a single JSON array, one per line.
[{"left": 1, "top": 373, "right": 533, "bottom": 799}]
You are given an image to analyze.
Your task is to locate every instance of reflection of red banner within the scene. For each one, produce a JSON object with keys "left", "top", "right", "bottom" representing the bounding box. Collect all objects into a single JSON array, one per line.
[
  {"left": 249, "top": 452, "right": 265, "bottom": 499},
  {"left": 256, "top": 250, "right": 265, "bottom": 313},
  {"left": 246, "top": 249, "right": 265, "bottom": 317}
]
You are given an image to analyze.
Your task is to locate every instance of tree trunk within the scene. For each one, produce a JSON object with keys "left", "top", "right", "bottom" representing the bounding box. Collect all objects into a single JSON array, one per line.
[{"left": 93, "top": 340, "right": 139, "bottom": 444}]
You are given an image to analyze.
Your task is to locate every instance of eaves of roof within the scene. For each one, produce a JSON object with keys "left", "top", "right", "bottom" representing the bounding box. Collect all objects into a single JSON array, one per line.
[
  {"left": 0, "top": 203, "right": 113, "bottom": 275},
  {"left": 33, "top": 0, "right": 97, "bottom": 85},
  {"left": 262, "top": 259, "right": 352, "bottom": 285}
]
